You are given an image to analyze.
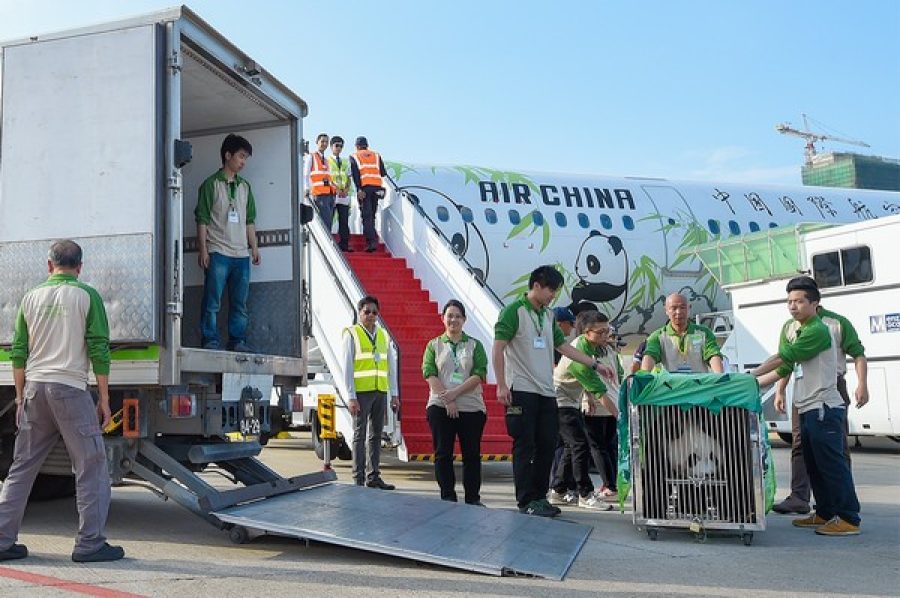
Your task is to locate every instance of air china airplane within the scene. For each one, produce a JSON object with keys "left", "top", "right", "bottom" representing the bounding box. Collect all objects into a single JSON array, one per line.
[{"left": 386, "top": 162, "right": 900, "bottom": 341}]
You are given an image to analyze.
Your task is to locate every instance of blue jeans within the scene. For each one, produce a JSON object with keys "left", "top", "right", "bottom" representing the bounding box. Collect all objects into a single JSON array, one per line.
[
  {"left": 800, "top": 404, "right": 861, "bottom": 525},
  {"left": 201, "top": 252, "right": 250, "bottom": 347}
]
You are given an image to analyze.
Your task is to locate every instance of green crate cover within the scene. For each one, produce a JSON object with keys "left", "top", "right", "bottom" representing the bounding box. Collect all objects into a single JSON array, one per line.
[{"left": 616, "top": 371, "right": 776, "bottom": 512}]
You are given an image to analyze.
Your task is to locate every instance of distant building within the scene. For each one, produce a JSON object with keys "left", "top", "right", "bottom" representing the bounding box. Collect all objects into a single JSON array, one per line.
[{"left": 803, "top": 152, "right": 900, "bottom": 191}]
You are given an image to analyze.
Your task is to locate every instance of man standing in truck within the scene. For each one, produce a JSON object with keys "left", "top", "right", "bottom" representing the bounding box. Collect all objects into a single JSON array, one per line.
[
  {"left": 196, "top": 133, "right": 260, "bottom": 352},
  {"left": 0, "top": 240, "right": 125, "bottom": 563}
]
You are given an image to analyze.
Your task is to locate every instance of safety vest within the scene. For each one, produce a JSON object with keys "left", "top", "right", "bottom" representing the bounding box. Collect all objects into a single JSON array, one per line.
[
  {"left": 346, "top": 324, "right": 389, "bottom": 392},
  {"left": 353, "top": 150, "right": 383, "bottom": 187},
  {"left": 309, "top": 152, "right": 333, "bottom": 196},
  {"left": 327, "top": 155, "right": 352, "bottom": 195}
]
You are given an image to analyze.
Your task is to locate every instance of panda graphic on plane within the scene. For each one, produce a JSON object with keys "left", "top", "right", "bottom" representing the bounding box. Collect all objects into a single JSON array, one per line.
[{"left": 388, "top": 162, "right": 900, "bottom": 339}]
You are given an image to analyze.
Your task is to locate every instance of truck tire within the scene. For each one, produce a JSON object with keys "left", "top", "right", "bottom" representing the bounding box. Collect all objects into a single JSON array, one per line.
[
  {"left": 312, "top": 409, "right": 351, "bottom": 461},
  {"left": 259, "top": 405, "right": 285, "bottom": 446}
]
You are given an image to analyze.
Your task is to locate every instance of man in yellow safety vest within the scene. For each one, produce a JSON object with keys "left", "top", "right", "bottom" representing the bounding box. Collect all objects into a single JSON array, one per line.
[
  {"left": 327, "top": 136, "right": 354, "bottom": 252},
  {"left": 342, "top": 295, "right": 399, "bottom": 489}
]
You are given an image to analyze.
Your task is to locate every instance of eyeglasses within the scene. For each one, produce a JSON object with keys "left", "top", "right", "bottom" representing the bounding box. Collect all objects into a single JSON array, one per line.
[
  {"left": 333, "top": 144, "right": 343, "bottom": 148},
  {"left": 586, "top": 328, "right": 610, "bottom": 336},
  {"left": 362, "top": 308, "right": 379, "bottom": 315}
]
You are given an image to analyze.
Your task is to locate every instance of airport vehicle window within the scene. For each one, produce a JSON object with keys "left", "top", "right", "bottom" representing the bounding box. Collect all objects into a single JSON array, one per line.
[
  {"left": 437, "top": 206, "right": 450, "bottom": 222},
  {"left": 600, "top": 214, "right": 613, "bottom": 230},
  {"left": 728, "top": 221, "right": 741, "bottom": 235},
  {"left": 460, "top": 206, "right": 474, "bottom": 223},
  {"left": 748, "top": 222, "right": 760, "bottom": 232},
  {"left": 484, "top": 208, "right": 498, "bottom": 224},
  {"left": 578, "top": 213, "right": 590, "bottom": 228},
  {"left": 622, "top": 215, "right": 635, "bottom": 230},
  {"left": 555, "top": 212, "right": 567, "bottom": 227},
  {"left": 532, "top": 211, "right": 545, "bottom": 225},
  {"left": 707, "top": 219, "right": 720, "bottom": 235},
  {"left": 813, "top": 246, "right": 873, "bottom": 288},
  {"left": 509, "top": 210, "right": 521, "bottom": 225}
]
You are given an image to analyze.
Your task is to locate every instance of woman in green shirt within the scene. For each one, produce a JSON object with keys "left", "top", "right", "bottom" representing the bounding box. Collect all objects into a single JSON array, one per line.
[{"left": 422, "top": 300, "right": 489, "bottom": 505}]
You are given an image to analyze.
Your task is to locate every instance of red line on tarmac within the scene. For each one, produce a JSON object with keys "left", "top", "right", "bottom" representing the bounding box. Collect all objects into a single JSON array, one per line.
[{"left": 0, "top": 565, "right": 145, "bottom": 598}]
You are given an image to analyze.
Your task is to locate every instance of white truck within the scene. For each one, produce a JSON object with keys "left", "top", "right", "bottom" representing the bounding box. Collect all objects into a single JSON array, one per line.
[
  {"left": 688, "top": 214, "right": 900, "bottom": 443},
  {"left": 0, "top": 6, "right": 321, "bottom": 512}
]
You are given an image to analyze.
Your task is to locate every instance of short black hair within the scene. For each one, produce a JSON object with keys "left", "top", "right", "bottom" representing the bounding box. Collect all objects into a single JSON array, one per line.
[
  {"left": 442, "top": 299, "right": 466, "bottom": 318},
  {"left": 357, "top": 295, "right": 380, "bottom": 311},
  {"left": 220, "top": 134, "right": 252, "bottom": 164},
  {"left": 331, "top": 136, "right": 344, "bottom": 146},
  {"left": 529, "top": 265, "right": 564, "bottom": 291},
  {"left": 316, "top": 133, "right": 329, "bottom": 143},
  {"left": 786, "top": 275, "right": 821, "bottom": 303},
  {"left": 49, "top": 240, "right": 82, "bottom": 268}
]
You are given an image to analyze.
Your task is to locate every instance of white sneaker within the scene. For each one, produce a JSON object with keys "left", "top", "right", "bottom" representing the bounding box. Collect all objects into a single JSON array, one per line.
[
  {"left": 548, "top": 490, "right": 578, "bottom": 506},
  {"left": 579, "top": 491, "right": 615, "bottom": 510}
]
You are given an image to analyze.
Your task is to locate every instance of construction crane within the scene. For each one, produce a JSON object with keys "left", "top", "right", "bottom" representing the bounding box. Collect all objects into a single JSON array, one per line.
[{"left": 776, "top": 113, "right": 870, "bottom": 165}]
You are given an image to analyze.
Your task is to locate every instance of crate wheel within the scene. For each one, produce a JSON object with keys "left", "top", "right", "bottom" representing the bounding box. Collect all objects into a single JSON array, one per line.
[
  {"left": 694, "top": 529, "right": 707, "bottom": 543},
  {"left": 229, "top": 525, "right": 250, "bottom": 544},
  {"left": 742, "top": 533, "right": 753, "bottom": 546},
  {"left": 647, "top": 528, "right": 658, "bottom": 541}
]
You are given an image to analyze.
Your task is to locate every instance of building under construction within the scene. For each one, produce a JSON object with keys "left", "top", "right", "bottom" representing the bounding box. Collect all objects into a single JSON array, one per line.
[{"left": 802, "top": 152, "right": 900, "bottom": 191}]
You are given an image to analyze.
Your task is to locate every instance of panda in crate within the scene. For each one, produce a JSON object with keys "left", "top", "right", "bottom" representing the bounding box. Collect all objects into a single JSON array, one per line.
[{"left": 640, "top": 405, "right": 752, "bottom": 522}]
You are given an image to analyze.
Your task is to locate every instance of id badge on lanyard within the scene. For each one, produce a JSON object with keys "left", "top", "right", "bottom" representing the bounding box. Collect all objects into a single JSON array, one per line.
[{"left": 228, "top": 206, "right": 240, "bottom": 224}]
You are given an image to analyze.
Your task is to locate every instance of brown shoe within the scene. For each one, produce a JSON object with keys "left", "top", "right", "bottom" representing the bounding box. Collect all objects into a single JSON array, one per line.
[
  {"left": 792, "top": 514, "right": 829, "bottom": 528},
  {"left": 815, "top": 516, "right": 860, "bottom": 536}
]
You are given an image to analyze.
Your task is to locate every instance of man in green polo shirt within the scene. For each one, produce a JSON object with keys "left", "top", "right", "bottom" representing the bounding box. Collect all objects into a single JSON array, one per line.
[
  {"left": 640, "top": 293, "right": 724, "bottom": 373},
  {"left": 493, "top": 265, "right": 612, "bottom": 517},
  {"left": 753, "top": 276, "right": 861, "bottom": 536}
]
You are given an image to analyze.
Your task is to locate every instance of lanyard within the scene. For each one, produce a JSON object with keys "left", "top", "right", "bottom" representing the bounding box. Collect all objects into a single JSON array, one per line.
[
  {"left": 448, "top": 339, "right": 464, "bottom": 372},
  {"left": 527, "top": 308, "right": 544, "bottom": 337},
  {"left": 361, "top": 326, "right": 378, "bottom": 351}
]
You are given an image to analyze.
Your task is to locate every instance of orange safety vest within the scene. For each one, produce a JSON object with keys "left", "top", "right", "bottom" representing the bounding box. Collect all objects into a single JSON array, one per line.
[
  {"left": 353, "top": 150, "right": 383, "bottom": 188},
  {"left": 309, "top": 152, "right": 334, "bottom": 196}
]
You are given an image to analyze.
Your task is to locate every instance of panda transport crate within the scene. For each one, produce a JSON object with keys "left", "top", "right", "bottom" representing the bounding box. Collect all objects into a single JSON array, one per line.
[{"left": 617, "top": 372, "right": 774, "bottom": 546}]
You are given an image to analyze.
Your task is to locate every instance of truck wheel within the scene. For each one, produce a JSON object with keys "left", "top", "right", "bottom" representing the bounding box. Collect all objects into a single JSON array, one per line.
[
  {"left": 259, "top": 405, "right": 285, "bottom": 446},
  {"left": 777, "top": 432, "right": 793, "bottom": 445},
  {"left": 311, "top": 410, "right": 341, "bottom": 461}
]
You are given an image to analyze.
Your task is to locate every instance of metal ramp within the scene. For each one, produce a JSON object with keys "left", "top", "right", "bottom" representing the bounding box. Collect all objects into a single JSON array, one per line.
[{"left": 214, "top": 482, "right": 591, "bottom": 580}]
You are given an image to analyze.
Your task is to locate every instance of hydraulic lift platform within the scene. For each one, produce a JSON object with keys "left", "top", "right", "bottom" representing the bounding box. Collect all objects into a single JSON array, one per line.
[{"left": 215, "top": 481, "right": 592, "bottom": 580}]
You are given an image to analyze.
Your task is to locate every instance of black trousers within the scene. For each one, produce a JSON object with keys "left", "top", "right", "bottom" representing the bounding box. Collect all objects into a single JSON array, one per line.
[
  {"left": 335, "top": 203, "right": 351, "bottom": 249},
  {"left": 584, "top": 414, "right": 618, "bottom": 491},
  {"left": 359, "top": 186, "right": 383, "bottom": 247},
  {"left": 506, "top": 390, "right": 558, "bottom": 508},
  {"left": 551, "top": 407, "right": 594, "bottom": 497},
  {"left": 426, "top": 406, "right": 486, "bottom": 503}
]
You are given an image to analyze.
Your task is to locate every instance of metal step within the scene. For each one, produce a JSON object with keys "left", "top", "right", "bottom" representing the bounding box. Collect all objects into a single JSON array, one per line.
[{"left": 214, "top": 482, "right": 591, "bottom": 579}]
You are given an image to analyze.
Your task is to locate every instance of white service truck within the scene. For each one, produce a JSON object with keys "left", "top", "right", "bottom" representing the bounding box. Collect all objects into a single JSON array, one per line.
[
  {"left": 688, "top": 215, "right": 900, "bottom": 443},
  {"left": 0, "top": 6, "right": 323, "bottom": 520}
]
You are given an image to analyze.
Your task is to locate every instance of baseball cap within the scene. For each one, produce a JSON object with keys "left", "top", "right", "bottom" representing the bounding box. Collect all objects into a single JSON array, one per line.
[{"left": 552, "top": 306, "right": 575, "bottom": 323}]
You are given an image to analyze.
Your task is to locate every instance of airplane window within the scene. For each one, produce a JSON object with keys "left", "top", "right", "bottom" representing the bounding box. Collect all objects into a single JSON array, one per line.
[
  {"left": 600, "top": 214, "right": 613, "bottom": 230},
  {"left": 748, "top": 222, "right": 760, "bottom": 232},
  {"left": 622, "top": 215, "right": 635, "bottom": 230},
  {"left": 532, "top": 211, "right": 545, "bottom": 226},
  {"left": 707, "top": 219, "right": 720, "bottom": 235},
  {"left": 769, "top": 222, "right": 778, "bottom": 228},
  {"left": 578, "top": 213, "right": 590, "bottom": 228},
  {"left": 484, "top": 208, "right": 498, "bottom": 224},
  {"left": 509, "top": 210, "right": 520, "bottom": 225},
  {"left": 668, "top": 218, "right": 676, "bottom": 226},
  {"left": 436, "top": 206, "right": 449, "bottom": 222},
  {"left": 460, "top": 206, "right": 474, "bottom": 223},
  {"left": 728, "top": 221, "right": 741, "bottom": 235},
  {"left": 555, "top": 212, "right": 567, "bottom": 227}
]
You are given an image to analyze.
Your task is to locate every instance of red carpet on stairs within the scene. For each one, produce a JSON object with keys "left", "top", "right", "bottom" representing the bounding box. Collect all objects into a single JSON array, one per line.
[{"left": 342, "top": 234, "right": 512, "bottom": 460}]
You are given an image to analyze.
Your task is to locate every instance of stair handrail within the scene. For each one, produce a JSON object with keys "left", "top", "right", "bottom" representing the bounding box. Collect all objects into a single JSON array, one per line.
[
  {"left": 304, "top": 214, "right": 402, "bottom": 430},
  {"left": 379, "top": 180, "right": 502, "bottom": 384}
]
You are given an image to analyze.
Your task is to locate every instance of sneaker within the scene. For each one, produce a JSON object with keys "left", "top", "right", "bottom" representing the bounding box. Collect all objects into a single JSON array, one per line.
[
  {"left": 579, "top": 491, "right": 616, "bottom": 511},
  {"left": 72, "top": 542, "right": 125, "bottom": 563},
  {"left": 229, "top": 341, "right": 254, "bottom": 353},
  {"left": 0, "top": 543, "right": 28, "bottom": 561},
  {"left": 539, "top": 499, "right": 562, "bottom": 515},
  {"left": 548, "top": 489, "right": 578, "bottom": 506},
  {"left": 773, "top": 496, "right": 812, "bottom": 515},
  {"left": 466, "top": 501, "right": 487, "bottom": 507},
  {"left": 815, "top": 516, "right": 860, "bottom": 536},
  {"left": 519, "top": 500, "right": 558, "bottom": 517},
  {"left": 202, "top": 340, "right": 220, "bottom": 350},
  {"left": 792, "top": 513, "right": 829, "bottom": 528},
  {"left": 365, "top": 478, "right": 395, "bottom": 490}
]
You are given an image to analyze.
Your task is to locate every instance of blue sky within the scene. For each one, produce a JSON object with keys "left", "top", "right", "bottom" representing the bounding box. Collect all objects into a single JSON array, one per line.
[{"left": 2, "top": 0, "right": 897, "bottom": 184}]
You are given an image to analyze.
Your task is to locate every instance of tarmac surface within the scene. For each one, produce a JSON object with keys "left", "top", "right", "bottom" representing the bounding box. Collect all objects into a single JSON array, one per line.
[{"left": 0, "top": 434, "right": 897, "bottom": 597}]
